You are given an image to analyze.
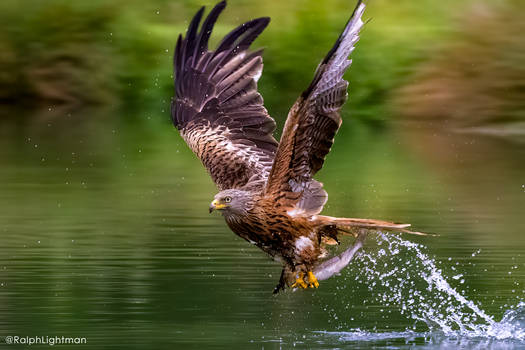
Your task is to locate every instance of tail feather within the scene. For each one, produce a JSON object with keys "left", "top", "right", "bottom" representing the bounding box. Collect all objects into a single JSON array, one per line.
[{"left": 316, "top": 215, "right": 431, "bottom": 237}]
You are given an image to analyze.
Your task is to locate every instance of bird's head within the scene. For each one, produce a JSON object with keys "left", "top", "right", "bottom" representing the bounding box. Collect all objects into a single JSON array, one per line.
[{"left": 209, "top": 189, "right": 254, "bottom": 217}]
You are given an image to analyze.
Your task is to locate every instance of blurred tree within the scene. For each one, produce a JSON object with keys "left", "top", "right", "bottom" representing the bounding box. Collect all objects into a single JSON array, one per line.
[
  {"left": 2, "top": 0, "right": 524, "bottom": 130},
  {"left": 394, "top": 1, "right": 525, "bottom": 131}
]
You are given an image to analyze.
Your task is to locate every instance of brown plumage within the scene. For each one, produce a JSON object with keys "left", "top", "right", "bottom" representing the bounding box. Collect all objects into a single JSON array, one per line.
[{"left": 172, "top": 0, "right": 423, "bottom": 293}]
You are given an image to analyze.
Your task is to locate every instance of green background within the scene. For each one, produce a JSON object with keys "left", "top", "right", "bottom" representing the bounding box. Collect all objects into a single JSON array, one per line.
[{"left": 1, "top": 0, "right": 524, "bottom": 348}]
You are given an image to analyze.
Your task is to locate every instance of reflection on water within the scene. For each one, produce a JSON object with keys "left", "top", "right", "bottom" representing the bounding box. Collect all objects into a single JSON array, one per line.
[{"left": 0, "top": 108, "right": 524, "bottom": 349}]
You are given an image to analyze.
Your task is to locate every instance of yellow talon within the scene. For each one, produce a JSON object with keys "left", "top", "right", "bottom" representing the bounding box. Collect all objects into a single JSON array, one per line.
[
  {"left": 291, "top": 272, "right": 308, "bottom": 289},
  {"left": 307, "top": 271, "right": 319, "bottom": 288}
]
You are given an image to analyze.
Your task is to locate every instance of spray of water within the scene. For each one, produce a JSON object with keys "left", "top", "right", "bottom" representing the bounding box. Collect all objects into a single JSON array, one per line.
[{"left": 349, "top": 233, "right": 525, "bottom": 340}]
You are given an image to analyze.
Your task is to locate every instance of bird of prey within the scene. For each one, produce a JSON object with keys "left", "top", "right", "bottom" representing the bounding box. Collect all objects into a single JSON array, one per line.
[{"left": 172, "top": 0, "right": 419, "bottom": 293}]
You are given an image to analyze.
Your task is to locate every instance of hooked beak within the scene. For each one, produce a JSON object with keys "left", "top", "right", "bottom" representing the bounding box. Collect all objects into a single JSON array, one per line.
[{"left": 209, "top": 199, "right": 227, "bottom": 213}]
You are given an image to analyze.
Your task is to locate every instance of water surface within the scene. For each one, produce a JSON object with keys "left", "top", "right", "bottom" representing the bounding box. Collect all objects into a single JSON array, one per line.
[{"left": 0, "top": 108, "right": 524, "bottom": 349}]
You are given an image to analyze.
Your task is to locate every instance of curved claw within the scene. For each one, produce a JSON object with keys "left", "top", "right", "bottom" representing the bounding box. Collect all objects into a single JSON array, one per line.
[
  {"left": 307, "top": 271, "right": 319, "bottom": 288},
  {"left": 291, "top": 272, "right": 308, "bottom": 289}
]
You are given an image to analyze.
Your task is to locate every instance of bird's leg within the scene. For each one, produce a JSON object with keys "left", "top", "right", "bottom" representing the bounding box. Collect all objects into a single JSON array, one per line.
[
  {"left": 291, "top": 271, "right": 308, "bottom": 289},
  {"left": 273, "top": 268, "right": 286, "bottom": 294},
  {"left": 307, "top": 271, "right": 320, "bottom": 288}
]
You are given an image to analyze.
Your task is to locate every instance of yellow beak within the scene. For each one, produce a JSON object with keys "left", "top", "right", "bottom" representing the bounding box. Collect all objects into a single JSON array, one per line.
[{"left": 209, "top": 199, "right": 227, "bottom": 213}]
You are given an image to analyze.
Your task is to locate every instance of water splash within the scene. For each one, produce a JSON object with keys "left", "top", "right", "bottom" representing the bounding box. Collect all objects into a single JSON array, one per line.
[{"left": 349, "top": 233, "right": 525, "bottom": 341}]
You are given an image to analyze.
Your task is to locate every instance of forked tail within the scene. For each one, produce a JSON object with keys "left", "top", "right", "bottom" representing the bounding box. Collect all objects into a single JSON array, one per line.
[{"left": 316, "top": 215, "right": 430, "bottom": 241}]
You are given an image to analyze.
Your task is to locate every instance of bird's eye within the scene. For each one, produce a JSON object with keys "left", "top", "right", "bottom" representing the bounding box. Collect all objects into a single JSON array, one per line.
[{"left": 224, "top": 197, "right": 232, "bottom": 203}]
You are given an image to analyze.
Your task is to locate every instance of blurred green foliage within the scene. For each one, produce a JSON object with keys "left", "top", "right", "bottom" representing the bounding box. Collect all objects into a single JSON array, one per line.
[
  {"left": 394, "top": 0, "right": 525, "bottom": 128},
  {"left": 1, "top": 0, "right": 524, "bottom": 126},
  {"left": 1, "top": 3, "right": 524, "bottom": 343}
]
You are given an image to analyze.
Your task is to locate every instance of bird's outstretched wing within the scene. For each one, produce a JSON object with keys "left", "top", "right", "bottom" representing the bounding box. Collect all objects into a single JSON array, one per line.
[
  {"left": 264, "top": 1, "right": 366, "bottom": 215},
  {"left": 172, "top": 1, "right": 278, "bottom": 191}
]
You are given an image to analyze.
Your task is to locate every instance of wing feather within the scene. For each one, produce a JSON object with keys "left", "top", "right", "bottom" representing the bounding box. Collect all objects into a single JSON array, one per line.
[
  {"left": 172, "top": 1, "right": 278, "bottom": 190},
  {"left": 265, "top": 1, "right": 366, "bottom": 215}
]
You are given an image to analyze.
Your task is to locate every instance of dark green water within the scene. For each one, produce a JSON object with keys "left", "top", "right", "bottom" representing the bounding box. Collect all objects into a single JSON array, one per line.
[{"left": 1, "top": 108, "right": 524, "bottom": 349}]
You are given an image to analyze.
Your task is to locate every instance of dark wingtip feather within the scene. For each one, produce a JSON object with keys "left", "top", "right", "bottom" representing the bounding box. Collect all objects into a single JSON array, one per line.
[
  {"left": 258, "top": 16, "right": 271, "bottom": 27},
  {"left": 174, "top": 34, "right": 182, "bottom": 71},
  {"left": 175, "top": 6, "right": 204, "bottom": 80},
  {"left": 322, "top": 0, "right": 364, "bottom": 65},
  {"left": 185, "top": 6, "right": 205, "bottom": 50},
  {"left": 175, "top": 2, "right": 230, "bottom": 87},
  {"left": 187, "top": 6, "right": 205, "bottom": 37},
  {"left": 236, "top": 17, "right": 270, "bottom": 50},
  {"left": 192, "top": 1, "right": 228, "bottom": 66},
  {"left": 300, "top": 0, "right": 365, "bottom": 99},
  {"left": 215, "top": 17, "right": 270, "bottom": 54},
  {"left": 203, "top": 16, "right": 270, "bottom": 77}
]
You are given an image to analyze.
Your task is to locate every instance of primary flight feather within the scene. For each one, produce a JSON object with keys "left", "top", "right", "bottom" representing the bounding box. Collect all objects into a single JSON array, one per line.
[{"left": 172, "top": 0, "right": 420, "bottom": 293}]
